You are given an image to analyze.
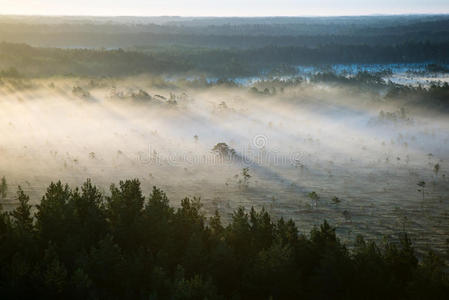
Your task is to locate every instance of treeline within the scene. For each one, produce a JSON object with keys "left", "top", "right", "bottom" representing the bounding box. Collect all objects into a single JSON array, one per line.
[
  {"left": 1, "top": 15, "right": 449, "bottom": 48},
  {"left": 236, "top": 42, "right": 449, "bottom": 66},
  {"left": 1, "top": 29, "right": 448, "bottom": 50},
  {"left": 1, "top": 41, "right": 449, "bottom": 78},
  {"left": 385, "top": 83, "right": 449, "bottom": 110},
  {"left": 308, "top": 71, "right": 449, "bottom": 109},
  {"left": 0, "top": 43, "right": 192, "bottom": 77},
  {"left": 0, "top": 179, "right": 448, "bottom": 299}
]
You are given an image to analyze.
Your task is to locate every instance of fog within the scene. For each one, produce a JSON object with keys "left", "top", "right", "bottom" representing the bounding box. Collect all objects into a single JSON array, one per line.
[{"left": 1, "top": 76, "right": 448, "bottom": 251}]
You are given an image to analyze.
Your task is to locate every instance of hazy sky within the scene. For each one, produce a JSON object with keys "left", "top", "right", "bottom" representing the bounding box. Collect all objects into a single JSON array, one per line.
[{"left": 0, "top": 0, "right": 448, "bottom": 16}]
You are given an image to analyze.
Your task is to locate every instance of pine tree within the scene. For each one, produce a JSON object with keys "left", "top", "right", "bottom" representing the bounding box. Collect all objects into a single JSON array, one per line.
[
  {"left": 0, "top": 176, "right": 8, "bottom": 199},
  {"left": 10, "top": 186, "right": 33, "bottom": 232}
]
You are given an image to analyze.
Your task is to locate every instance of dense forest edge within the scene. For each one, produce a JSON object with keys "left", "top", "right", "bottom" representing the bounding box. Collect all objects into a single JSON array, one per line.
[
  {"left": 0, "top": 41, "right": 449, "bottom": 78},
  {"left": 1, "top": 15, "right": 449, "bottom": 49},
  {"left": 1, "top": 15, "right": 449, "bottom": 78},
  {"left": 0, "top": 179, "right": 448, "bottom": 299}
]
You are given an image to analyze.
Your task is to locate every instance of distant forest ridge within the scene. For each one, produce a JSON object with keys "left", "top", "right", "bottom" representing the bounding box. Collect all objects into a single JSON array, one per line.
[
  {"left": 0, "top": 41, "right": 448, "bottom": 77},
  {"left": 0, "top": 15, "right": 449, "bottom": 48},
  {"left": 1, "top": 15, "right": 449, "bottom": 77}
]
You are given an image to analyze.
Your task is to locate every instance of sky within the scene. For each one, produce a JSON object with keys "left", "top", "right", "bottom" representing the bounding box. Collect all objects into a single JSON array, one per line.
[{"left": 0, "top": 0, "right": 448, "bottom": 16}]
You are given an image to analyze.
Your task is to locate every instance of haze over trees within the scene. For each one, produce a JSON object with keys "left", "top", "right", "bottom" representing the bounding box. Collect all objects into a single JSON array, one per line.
[{"left": 0, "top": 13, "right": 449, "bottom": 299}]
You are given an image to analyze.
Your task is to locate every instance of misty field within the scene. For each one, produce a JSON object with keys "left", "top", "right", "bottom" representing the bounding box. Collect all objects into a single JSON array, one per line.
[
  {"left": 0, "top": 75, "right": 448, "bottom": 254},
  {"left": 2, "top": 10, "right": 449, "bottom": 299}
]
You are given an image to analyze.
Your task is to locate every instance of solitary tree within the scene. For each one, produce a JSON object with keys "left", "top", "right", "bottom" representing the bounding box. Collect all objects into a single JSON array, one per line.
[
  {"left": 332, "top": 196, "right": 341, "bottom": 204},
  {"left": 238, "top": 168, "right": 251, "bottom": 189},
  {"left": 0, "top": 176, "right": 7, "bottom": 200},
  {"left": 212, "top": 143, "right": 236, "bottom": 159},
  {"left": 242, "top": 168, "right": 251, "bottom": 185},
  {"left": 417, "top": 181, "right": 426, "bottom": 201},
  {"left": 308, "top": 191, "right": 320, "bottom": 208},
  {"left": 434, "top": 163, "right": 440, "bottom": 177}
]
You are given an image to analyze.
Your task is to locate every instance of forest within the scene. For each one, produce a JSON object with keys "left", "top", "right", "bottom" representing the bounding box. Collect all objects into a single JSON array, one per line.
[
  {"left": 1, "top": 13, "right": 449, "bottom": 299},
  {"left": 0, "top": 41, "right": 449, "bottom": 78},
  {"left": 0, "top": 179, "right": 448, "bottom": 299},
  {"left": 1, "top": 15, "right": 449, "bottom": 48},
  {"left": 1, "top": 15, "right": 449, "bottom": 78}
]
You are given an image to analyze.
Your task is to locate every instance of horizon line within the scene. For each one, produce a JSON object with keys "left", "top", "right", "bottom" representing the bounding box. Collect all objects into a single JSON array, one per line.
[{"left": 1, "top": 13, "right": 449, "bottom": 18}]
